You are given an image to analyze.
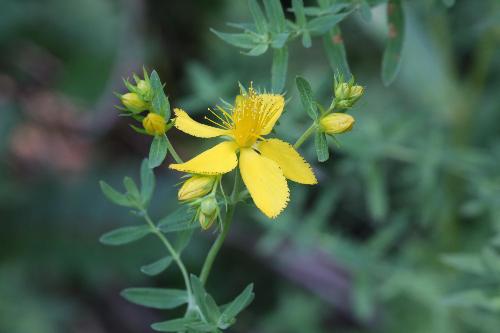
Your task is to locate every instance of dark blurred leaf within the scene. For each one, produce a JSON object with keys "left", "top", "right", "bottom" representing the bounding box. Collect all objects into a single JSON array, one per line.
[
  {"left": 381, "top": 0, "right": 405, "bottom": 86},
  {"left": 100, "top": 225, "right": 152, "bottom": 246},
  {"left": 100, "top": 181, "right": 132, "bottom": 207},
  {"left": 295, "top": 76, "right": 318, "bottom": 120},
  {"left": 441, "top": 253, "right": 485, "bottom": 275},
  {"left": 121, "top": 288, "right": 188, "bottom": 309},
  {"left": 150, "top": 70, "right": 170, "bottom": 119},
  {"left": 219, "top": 284, "right": 254, "bottom": 327},
  {"left": 149, "top": 135, "right": 168, "bottom": 169},
  {"left": 271, "top": 46, "right": 288, "bottom": 92},
  {"left": 315, "top": 131, "right": 329, "bottom": 162},
  {"left": 358, "top": 0, "right": 372, "bottom": 21},
  {"left": 323, "top": 26, "right": 351, "bottom": 78},
  {"left": 140, "top": 256, "right": 173, "bottom": 276},
  {"left": 140, "top": 159, "right": 155, "bottom": 205}
]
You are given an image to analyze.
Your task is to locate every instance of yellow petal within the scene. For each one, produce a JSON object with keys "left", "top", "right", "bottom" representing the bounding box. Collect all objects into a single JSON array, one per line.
[
  {"left": 258, "top": 139, "right": 317, "bottom": 185},
  {"left": 239, "top": 148, "right": 289, "bottom": 218},
  {"left": 174, "top": 108, "right": 228, "bottom": 138},
  {"left": 170, "top": 141, "right": 238, "bottom": 175},
  {"left": 259, "top": 94, "right": 285, "bottom": 135}
]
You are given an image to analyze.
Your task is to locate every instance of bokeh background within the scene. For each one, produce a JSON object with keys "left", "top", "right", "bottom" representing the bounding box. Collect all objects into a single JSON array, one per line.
[{"left": 1, "top": 0, "right": 500, "bottom": 332}]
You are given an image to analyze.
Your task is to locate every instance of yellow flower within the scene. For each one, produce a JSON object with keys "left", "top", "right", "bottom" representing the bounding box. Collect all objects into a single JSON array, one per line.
[
  {"left": 320, "top": 113, "right": 355, "bottom": 134},
  {"left": 178, "top": 175, "right": 216, "bottom": 201},
  {"left": 121, "top": 92, "right": 148, "bottom": 113},
  {"left": 169, "top": 87, "right": 317, "bottom": 218},
  {"left": 143, "top": 112, "right": 166, "bottom": 136}
]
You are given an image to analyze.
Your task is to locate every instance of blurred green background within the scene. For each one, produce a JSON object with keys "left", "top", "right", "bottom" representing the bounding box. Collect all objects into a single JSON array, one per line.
[{"left": 1, "top": 0, "right": 500, "bottom": 332}]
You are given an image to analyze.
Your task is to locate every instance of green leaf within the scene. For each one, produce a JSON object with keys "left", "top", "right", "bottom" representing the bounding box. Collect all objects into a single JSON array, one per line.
[
  {"left": 190, "top": 275, "right": 212, "bottom": 323},
  {"left": 121, "top": 288, "right": 188, "bottom": 309},
  {"left": 443, "top": 290, "right": 489, "bottom": 308},
  {"left": 219, "top": 284, "right": 254, "bottom": 327},
  {"left": 129, "top": 124, "right": 149, "bottom": 135},
  {"left": 205, "top": 294, "right": 222, "bottom": 324},
  {"left": 381, "top": 0, "right": 405, "bottom": 86},
  {"left": 248, "top": 0, "right": 268, "bottom": 34},
  {"left": 323, "top": 26, "right": 351, "bottom": 78},
  {"left": 140, "top": 159, "right": 155, "bottom": 204},
  {"left": 295, "top": 76, "right": 318, "bottom": 120},
  {"left": 441, "top": 253, "right": 485, "bottom": 275},
  {"left": 140, "top": 256, "right": 173, "bottom": 276},
  {"left": 315, "top": 131, "right": 329, "bottom": 162},
  {"left": 271, "top": 46, "right": 288, "bottom": 93},
  {"left": 150, "top": 70, "right": 170, "bottom": 118},
  {"left": 149, "top": 134, "right": 168, "bottom": 169},
  {"left": 442, "top": 0, "right": 455, "bottom": 7},
  {"left": 123, "top": 176, "right": 140, "bottom": 201},
  {"left": 307, "top": 13, "right": 349, "bottom": 35},
  {"left": 363, "top": 163, "right": 388, "bottom": 222},
  {"left": 99, "top": 181, "right": 132, "bottom": 207},
  {"left": 243, "top": 43, "right": 268, "bottom": 56},
  {"left": 481, "top": 247, "right": 500, "bottom": 276},
  {"left": 292, "top": 0, "right": 307, "bottom": 27},
  {"left": 358, "top": 0, "right": 372, "bottom": 21},
  {"left": 210, "top": 29, "right": 257, "bottom": 49},
  {"left": 263, "top": 0, "right": 286, "bottom": 33},
  {"left": 100, "top": 225, "right": 152, "bottom": 246},
  {"left": 157, "top": 206, "right": 197, "bottom": 233},
  {"left": 270, "top": 32, "right": 289, "bottom": 49},
  {"left": 152, "top": 318, "right": 199, "bottom": 332}
]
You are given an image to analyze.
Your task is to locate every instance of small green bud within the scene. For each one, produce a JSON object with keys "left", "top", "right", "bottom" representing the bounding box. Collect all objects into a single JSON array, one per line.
[
  {"left": 199, "top": 196, "right": 218, "bottom": 230},
  {"left": 136, "top": 79, "right": 153, "bottom": 101},
  {"left": 178, "top": 175, "right": 216, "bottom": 201},
  {"left": 121, "top": 92, "right": 148, "bottom": 113},
  {"left": 320, "top": 113, "right": 355, "bottom": 134},
  {"left": 334, "top": 81, "right": 364, "bottom": 109},
  {"left": 142, "top": 112, "right": 166, "bottom": 136}
]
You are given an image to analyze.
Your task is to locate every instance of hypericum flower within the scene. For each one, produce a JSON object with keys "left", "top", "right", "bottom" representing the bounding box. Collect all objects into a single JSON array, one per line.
[
  {"left": 169, "top": 87, "right": 317, "bottom": 218},
  {"left": 320, "top": 113, "right": 355, "bottom": 134},
  {"left": 143, "top": 112, "right": 166, "bottom": 136},
  {"left": 178, "top": 175, "right": 216, "bottom": 201},
  {"left": 121, "top": 92, "right": 148, "bottom": 113}
]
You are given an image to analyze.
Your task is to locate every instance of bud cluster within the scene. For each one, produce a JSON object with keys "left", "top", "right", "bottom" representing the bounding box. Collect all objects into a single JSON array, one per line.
[
  {"left": 118, "top": 69, "right": 167, "bottom": 136},
  {"left": 178, "top": 175, "right": 220, "bottom": 230},
  {"left": 333, "top": 76, "right": 364, "bottom": 110}
]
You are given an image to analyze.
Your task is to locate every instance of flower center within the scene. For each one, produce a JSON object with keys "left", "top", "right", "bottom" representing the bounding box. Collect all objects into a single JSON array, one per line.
[{"left": 205, "top": 87, "right": 278, "bottom": 148}]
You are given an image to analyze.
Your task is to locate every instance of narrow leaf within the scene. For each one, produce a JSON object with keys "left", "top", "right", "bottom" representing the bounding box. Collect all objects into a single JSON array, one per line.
[
  {"left": 152, "top": 318, "right": 199, "bottom": 332},
  {"left": 243, "top": 43, "right": 268, "bottom": 56},
  {"left": 248, "top": 0, "right": 268, "bottom": 34},
  {"left": 100, "top": 225, "right": 151, "bottom": 246},
  {"left": 381, "top": 0, "right": 405, "bottom": 86},
  {"left": 140, "top": 256, "right": 173, "bottom": 276},
  {"left": 295, "top": 76, "right": 318, "bottom": 120},
  {"left": 441, "top": 253, "right": 485, "bottom": 275},
  {"left": 210, "top": 29, "right": 257, "bottom": 49},
  {"left": 157, "top": 206, "right": 197, "bottom": 233},
  {"left": 323, "top": 26, "right": 351, "bottom": 78},
  {"left": 123, "top": 176, "right": 140, "bottom": 201},
  {"left": 263, "top": 0, "right": 286, "bottom": 33},
  {"left": 149, "top": 134, "right": 168, "bottom": 168},
  {"left": 121, "top": 288, "right": 188, "bottom": 309},
  {"left": 190, "top": 275, "right": 212, "bottom": 323},
  {"left": 315, "top": 131, "right": 329, "bottom": 162},
  {"left": 271, "top": 46, "right": 288, "bottom": 93},
  {"left": 307, "top": 12, "right": 349, "bottom": 35},
  {"left": 270, "top": 32, "right": 289, "bottom": 49},
  {"left": 100, "top": 181, "right": 131, "bottom": 207},
  {"left": 140, "top": 159, "right": 155, "bottom": 204},
  {"left": 150, "top": 70, "right": 170, "bottom": 119},
  {"left": 220, "top": 284, "right": 254, "bottom": 324}
]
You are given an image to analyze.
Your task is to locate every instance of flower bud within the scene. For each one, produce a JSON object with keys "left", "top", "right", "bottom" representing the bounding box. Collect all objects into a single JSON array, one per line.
[
  {"left": 178, "top": 175, "right": 216, "bottom": 201},
  {"left": 121, "top": 92, "right": 148, "bottom": 113},
  {"left": 199, "top": 196, "right": 218, "bottom": 230},
  {"left": 334, "top": 82, "right": 364, "bottom": 109},
  {"left": 320, "top": 113, "right": 355, "bottom": 134},
  {"left": 142, "top": 112, "right": 166, "bottom": 136},
  {"left": 136, "top": 80, "right": 153, "bottom": 101}
]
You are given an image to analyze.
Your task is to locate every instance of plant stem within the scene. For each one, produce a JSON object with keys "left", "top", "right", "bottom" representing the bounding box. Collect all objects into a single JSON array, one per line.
[
  {"left": 199, "top": 170, "right": 241, "bottom": 285},
  {"left": 142, "top": 210, "right": 192, "bottom": 298},
  {"left": 294, "top": 123, "right": 317, "bottom": 149},
  {"left": 165, "top": 136, "right": 184, "bottom": 163}
]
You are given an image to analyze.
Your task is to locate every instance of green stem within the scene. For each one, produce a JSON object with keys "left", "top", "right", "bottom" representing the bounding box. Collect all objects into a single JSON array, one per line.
[
  {"left": 142, "top": 210, "right": 192, "bottom": 298},
  {"left": 294, "top": 123, "right": 317, "bottom": 149},
  {"left": 199, "top": 170, "right": 241, "bottom": 285},
  {"left": 165, "top": 136, "right": 184, "bottom": 164}
]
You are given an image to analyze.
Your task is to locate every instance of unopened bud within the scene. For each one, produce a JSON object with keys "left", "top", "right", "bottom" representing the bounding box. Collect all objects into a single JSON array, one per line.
[
  {"left": 178, "top": 176, "right": 216, "bottom": 201},
  {"left": 136, "top": 80, "right": 153, "bottom": 101},
  {"left": 334, "top": 82, "right": 364, "bottom": 109},
  {"left": 121, "top": 92, "right": 148, "bottom": 113},
  {"left": 320, "top": 113, "right": 355, "bottom": 134},
  {"left": 199, "top": 196, "right": 218, "bottom": 230},
  {"left": 142, "top": 112, "right": 166, "bottom": 136}
]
